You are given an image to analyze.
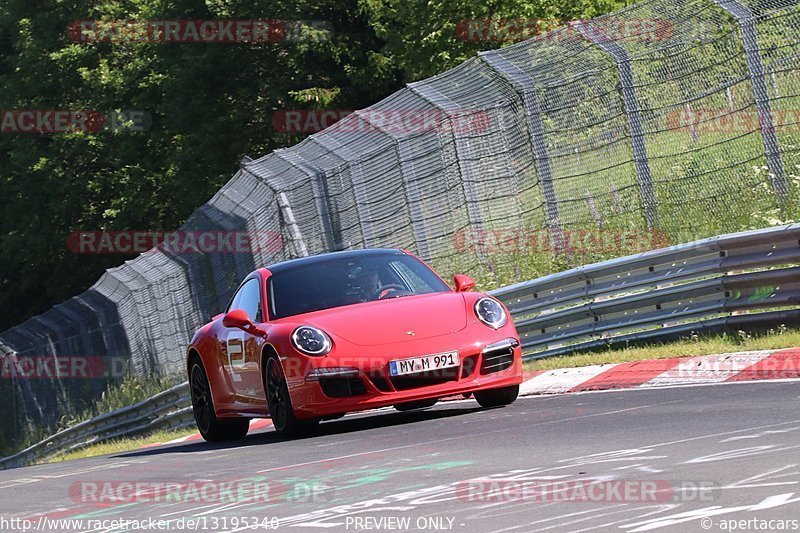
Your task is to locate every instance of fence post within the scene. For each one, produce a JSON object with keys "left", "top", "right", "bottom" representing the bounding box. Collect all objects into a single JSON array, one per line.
[
  {"left": 355, "top": 110, "right": 432, "bottom": 260},
  {"left": 406, "top": 81, "right": 488, "bottom": 261},
  {"left": 477, "top": 51, "right": 566, "bottom": 256},
  {"left": 711, "top": 0, "right": 788, "bottom": 203},
  {"left": 684, "top": 104, "right": 700, "bottom": 143},
  {"left": 271, "top": 148, "right": 341, "bottom": 251},
  {"left": 310, "top": 136, "right": 376, "bottom": 249},
  {"left": 276, "top": 192, "right": 309, "bottom": 257},
  {"left": 573, "top": 21, "right": 659, "bottom": 229}
]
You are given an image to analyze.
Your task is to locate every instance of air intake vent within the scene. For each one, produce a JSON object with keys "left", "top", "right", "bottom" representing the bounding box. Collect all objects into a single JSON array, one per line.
[
  {"left": 481, "top": 346, "right": 514, "bottom": 374},
  {"left": 319, "top": 377, "right": 367, "bottom": 397}
]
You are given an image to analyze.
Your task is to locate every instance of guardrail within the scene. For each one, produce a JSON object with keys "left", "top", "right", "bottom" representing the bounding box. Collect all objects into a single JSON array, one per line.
[
  {"left": 0, "top": 382, "right": 192, "bottom": 470},
  {"left": 491, "top": 224, "right": 800, "bottom": 359},
  {"left": 4, "top": 224, "right": 799, "bottom": 469}
]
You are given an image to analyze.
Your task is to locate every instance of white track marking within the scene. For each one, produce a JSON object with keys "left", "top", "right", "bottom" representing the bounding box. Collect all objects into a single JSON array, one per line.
[
  {"left": 520, "top": 364, "right": 618, "bottom": 394},
  {"left": 642, "top": 351, "right": 773, "bottom": 387},
  {"left": 253, "top": 399, "right": 684, "bottom": 475}
]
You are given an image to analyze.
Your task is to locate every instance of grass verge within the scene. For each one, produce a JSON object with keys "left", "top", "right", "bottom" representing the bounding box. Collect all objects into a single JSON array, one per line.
[
  {"left": 33, "top": 427, "right": 196, "bottom": 465},
  {"left": 524, "top": 327, "right": 800, "bottom": 371}
]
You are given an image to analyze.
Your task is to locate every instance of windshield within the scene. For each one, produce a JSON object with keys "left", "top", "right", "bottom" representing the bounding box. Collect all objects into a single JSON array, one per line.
[{"left": 268, "top": 253, "right": 451, "bottom": 319}]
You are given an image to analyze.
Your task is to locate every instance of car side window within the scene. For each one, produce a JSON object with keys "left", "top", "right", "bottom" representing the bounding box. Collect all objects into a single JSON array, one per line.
[
  {"left": 237, "top": 279, "right": 263, "bottom": 323},
  {"left": 228, "top": 288, "right": 242, "bottom": 313},
  {"left": 228, "top": 279, "right": 262, "bottom": 323}
]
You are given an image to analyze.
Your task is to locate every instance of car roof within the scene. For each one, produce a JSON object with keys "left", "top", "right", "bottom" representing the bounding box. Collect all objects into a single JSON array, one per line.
[{"left": 265, "top": 248, "right": 407, "bottom": 274}]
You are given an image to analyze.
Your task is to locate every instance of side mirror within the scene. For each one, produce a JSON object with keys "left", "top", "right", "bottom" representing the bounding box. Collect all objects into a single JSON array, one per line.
[
  {"left": 222, "top": 309, "right": 267, "bottom": 337},
  {"left": 453, "top": 274, "right": 475, "bottom": 292}
]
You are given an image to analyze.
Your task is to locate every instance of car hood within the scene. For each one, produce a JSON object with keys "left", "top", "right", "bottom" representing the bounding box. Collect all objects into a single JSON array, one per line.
[{"left": 299, "top": 292, "right": 469, "bottom": 346}]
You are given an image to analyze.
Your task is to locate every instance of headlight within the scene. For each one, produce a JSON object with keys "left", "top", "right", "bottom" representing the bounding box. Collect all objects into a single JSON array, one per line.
[
  {"left": 291, "top": 326, "right": 332, "bottom": 355},
  {"left": 474, "top": 297, "right": 508, "bottom": 329}
]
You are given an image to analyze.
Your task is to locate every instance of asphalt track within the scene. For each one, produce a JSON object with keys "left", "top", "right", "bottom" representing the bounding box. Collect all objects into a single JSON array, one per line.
[{"left": 1, "top": 381, "right": 800, "bottom": 533}]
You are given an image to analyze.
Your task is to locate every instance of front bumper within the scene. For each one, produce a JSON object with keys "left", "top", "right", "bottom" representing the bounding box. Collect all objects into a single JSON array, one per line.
[{"left": 288, "top": 335, "right": 523, "bottom": 419}]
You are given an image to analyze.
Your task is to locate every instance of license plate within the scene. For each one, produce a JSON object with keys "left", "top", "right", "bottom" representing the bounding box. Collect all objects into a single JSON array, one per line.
[{"left": 389, "top": 351, "right": 460, "bottom": 376}]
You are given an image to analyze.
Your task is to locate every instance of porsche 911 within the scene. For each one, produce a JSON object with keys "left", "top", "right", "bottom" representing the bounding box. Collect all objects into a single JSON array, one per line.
[{"left": 187, "top": 248, "right": 522, "bottom": 441}]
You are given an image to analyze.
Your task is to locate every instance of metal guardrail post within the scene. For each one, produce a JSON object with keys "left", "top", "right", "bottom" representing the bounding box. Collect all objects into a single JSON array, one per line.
[
  {"left": 573, "top": 21, "right": 659, "bottom": 229},
  {"left": 477, "top": 51, "right": 566, "bottom": 255},
  {"left": 271, "top": 149, "right": 341, "bottom": 251},
  {"left": 711, "top": 0, "right": 788, "bottom": 203}
]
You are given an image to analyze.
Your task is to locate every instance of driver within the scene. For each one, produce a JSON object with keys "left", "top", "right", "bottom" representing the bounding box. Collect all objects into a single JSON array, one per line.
[{"left": 357, "top": 266, "right": 382, "bottom": 302}]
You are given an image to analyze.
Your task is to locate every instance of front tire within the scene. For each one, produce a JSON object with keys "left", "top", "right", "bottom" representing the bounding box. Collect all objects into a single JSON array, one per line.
[
  {"left": 190, "top": 360, "right": 250, "bottom": 442},
  {"left": 265, "top": 357, "right": 319, "bottom": 437},
  {"left": 474, "top": 385, "right": 519, "bottom": 408}
]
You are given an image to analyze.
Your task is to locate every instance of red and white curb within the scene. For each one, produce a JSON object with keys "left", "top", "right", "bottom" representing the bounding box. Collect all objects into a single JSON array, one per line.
[
  {"left": 519, "top": 347, "right": 800, "bottom": 395},
  {"left": 144, "top": 348, "right": 800, "bottom": 448}
]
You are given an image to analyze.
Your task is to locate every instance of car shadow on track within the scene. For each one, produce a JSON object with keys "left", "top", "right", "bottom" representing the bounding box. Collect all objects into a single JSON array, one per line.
[{"left": 113, "top": 404, "right": 489, "bottom": 458}]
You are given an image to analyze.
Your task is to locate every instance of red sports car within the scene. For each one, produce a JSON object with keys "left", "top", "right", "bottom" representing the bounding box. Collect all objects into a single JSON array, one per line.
[{"left": 187, "top": 248, "right": 522, "bottom": 441}]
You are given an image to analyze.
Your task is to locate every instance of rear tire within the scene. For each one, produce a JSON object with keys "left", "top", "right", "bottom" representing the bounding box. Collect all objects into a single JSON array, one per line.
[
  {"left": 265, "top": 357, "right": 319, "bottom": 437},
  {"left": 474, "top": 385, "right": 519, "bottom": 408},
  {"left": 393, "top": 398, "right": 438, "bottom": 412},
  {"left": 190, "top": 360, "right": 250, "bottom": 442}
]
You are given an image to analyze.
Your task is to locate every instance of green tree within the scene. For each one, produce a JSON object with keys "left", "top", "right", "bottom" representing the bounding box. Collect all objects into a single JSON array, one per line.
[
  {"left": 358, "top": 0, "right": 637, "bottom": 81},
  {"left": 0, "top": 0, "right": 397, "bottom": 331}
]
